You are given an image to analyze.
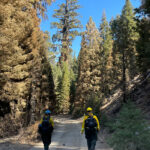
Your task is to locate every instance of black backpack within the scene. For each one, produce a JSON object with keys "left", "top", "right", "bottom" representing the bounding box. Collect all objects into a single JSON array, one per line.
[
  {"left": 39, "top": 116, "right": 53, "bottom": 135},
  {"left": 85, "top": 116, "right": 97, "bottom": 129},
  {"left": 85, "top": 116, "right": 97, "bottom": 138}
]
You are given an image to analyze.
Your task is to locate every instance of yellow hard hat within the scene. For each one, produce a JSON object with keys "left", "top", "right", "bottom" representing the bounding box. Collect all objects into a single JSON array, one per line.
[{"left": 87, "top": 107, "right": 92, "bottom": 112}]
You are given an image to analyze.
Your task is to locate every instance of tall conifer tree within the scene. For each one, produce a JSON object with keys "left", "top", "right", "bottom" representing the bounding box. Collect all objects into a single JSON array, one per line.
[
  {"left": 74, "top": 17, "right": 101, "bottom": 115},
  {"left": 57, "top": 62, "right": 70, "bottom": 113},
  {"left": 111, "top": 0, "right": 139, "bottom": 102},
  {"left": 0, "top": 0, "right": 55, "bottom": 136},
  {"left": 136, "top": 0, "right": 150, "bottom": 72},
  {"left": 110, "top": 16, "right": 123, "bottom": 87},
  {"left": 51, "top": 0, "right": 82, "bottom": 64},
  {"left": 99, "top": 12, "right": 113, "bottom": 96}
]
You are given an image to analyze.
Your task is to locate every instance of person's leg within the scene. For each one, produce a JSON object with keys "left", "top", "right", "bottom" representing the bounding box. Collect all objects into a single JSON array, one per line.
[
  {"left": 90, "top": 139, "right": 96, "bottom": 150},
  {"left": 87, "top": 139, "right": 91, "bottom": 150},
  {"left": 44, "top": 143, "right": 49, "bottom": 150},
  {"left": 42, "top": 134, "right": 51, "bottom": 150}
]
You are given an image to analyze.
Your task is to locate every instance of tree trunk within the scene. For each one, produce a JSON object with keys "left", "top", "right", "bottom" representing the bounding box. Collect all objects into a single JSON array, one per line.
[{"left": 122, "top": 49, "right": 127, "bottom": 103}]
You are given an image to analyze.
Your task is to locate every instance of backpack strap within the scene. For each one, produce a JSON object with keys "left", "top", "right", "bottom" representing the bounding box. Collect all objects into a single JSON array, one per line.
[{"left": 43, "top": 116, "right": 50, "bottom": 121}]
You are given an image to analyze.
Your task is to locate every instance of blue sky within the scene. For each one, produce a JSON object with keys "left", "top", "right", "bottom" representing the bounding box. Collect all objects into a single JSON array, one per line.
[{"left": 40, "top": 0, "right": 141, "bottom": 57}]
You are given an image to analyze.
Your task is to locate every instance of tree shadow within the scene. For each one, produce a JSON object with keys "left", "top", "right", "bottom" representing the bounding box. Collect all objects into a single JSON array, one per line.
[{"left": 0, "top": 141, "right": 33, "bottom": 150}]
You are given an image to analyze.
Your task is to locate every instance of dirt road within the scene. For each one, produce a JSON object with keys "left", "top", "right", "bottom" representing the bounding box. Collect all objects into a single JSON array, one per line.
[
  {"left": 30, "top": 116, "right": 112, "bottom": 150},
  {"left": 0, "top": 115, "right": 112, "bottom": 150}
]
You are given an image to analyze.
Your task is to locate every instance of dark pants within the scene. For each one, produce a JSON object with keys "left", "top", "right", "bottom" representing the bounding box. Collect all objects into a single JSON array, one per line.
[
  {"left": 43, "top": 143, "right": 49, "bottom": 150},
  {"left": 41, "top": 134, "right": 51, "bottom": 150},
  {"left": 87, "top": 138, "right": 97, "bottom": 150},
  {"left": 85, "top": 129, "right": 97, "bottom": 150}
]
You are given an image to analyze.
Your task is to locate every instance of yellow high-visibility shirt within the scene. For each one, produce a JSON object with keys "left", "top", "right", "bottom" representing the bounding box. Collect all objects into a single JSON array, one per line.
[
  {"left": 81, "top": 114, "right": 100, "bottom": 132},
  {"left": 40, "top": 116, "right": 54, "bottom": 127}
]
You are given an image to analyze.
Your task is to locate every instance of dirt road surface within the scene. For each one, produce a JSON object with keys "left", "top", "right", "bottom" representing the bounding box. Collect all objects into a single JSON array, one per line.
[
  {"left": 30, "top": 116, "right": 112, "bottom": 150},
  {"left": 0, "top": 115, "right": 112, "bottom": 150}
]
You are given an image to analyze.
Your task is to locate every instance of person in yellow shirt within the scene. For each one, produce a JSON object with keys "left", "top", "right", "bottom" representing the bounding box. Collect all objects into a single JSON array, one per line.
[
  {"left": 81, "top": 107, "right": 100, "bottom": 150},
  {"left": 38, "top": 110, "right": 54, "bottom": 150}
]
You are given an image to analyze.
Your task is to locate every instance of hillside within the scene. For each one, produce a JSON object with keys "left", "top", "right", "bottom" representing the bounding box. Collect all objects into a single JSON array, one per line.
[{"left": 101, "top": 71, "right": 150, "bottom": 118}]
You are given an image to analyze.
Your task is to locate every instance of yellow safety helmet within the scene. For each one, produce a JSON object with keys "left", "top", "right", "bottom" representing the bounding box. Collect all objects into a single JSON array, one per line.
[{"left": 86, "top": 107, "right": 92, "bottom": 112}]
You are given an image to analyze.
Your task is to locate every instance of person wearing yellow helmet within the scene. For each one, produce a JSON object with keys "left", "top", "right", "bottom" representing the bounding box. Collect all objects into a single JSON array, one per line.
[
  {"left": 87, "top": 107, "right": 93, "bottom": 112},
  {"left": 81, "top": 107, "right": 100, "bottom": 150}
]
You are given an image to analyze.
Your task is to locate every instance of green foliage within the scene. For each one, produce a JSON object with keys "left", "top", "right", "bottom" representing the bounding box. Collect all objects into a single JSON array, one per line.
[
  {"left": 51, "top": 0, "right": 82, "bottom": 40},
  {"left": 110, "top": 0, "right": 139, "bottom": 102},
  {"left": 99, "top": 11, "right": 113, "bottom": 96},
  {"left": 136, "top": 0, "right": 150, "bottom": 16},
  {"left": 43, "top": 31, "right": 58, "bottom": 64},
  {"left": 51, "top": 0, "right": 82, "bottom": 63},
  {"left": 69, "top": 56, "right": 78, "bottom": 113},
  {"left": 136, "top": 18, "right": 150, "bottom": 73},
  {"left": 114, "top": 0, "right": 139, "bottom": 77},
  {"left": 136, "top": 0, "right": 150, "bottom": 73},
  {"left": 99, "top": 112, "right": 108, "bottom": 128},
  {"left": 107, "top": 101, "right": 150, "bottom": 150},
  {"left": 85, "top": 93, "right": 101, "bottom": 119},
  {"left": 120, "top": 0, "right": 139, "bottom": 78},
  {"left": 143, "top": 0, "right": 150, "bottom": 15},
  {"left": 51, "top": 62, "right": 61, "bottom": 82},
  {"left": 84, "top": 93, "right": 109, "bottom": 127},
  {"left": 56, "top": 62, "right": 71, "bottom": 113},
  {"left": 72, "top": 107, "right": 83, "bottom": 118},
  {"left": 100, "top": 11, "right": 113, "bottom": 56},
  {"left": 50, "top": 53, "right": 78, "bottom": 114},
  {"left": 31, "top": 0, "right": 53, "bottom": 18},
  {"left": 74, "top": 17, "right": 101, "bottom": 112}
]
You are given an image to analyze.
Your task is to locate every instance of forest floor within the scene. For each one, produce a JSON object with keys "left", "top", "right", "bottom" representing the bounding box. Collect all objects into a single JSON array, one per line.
[{"left": 0, "top": 115, "right": 112, "bottom": 150}]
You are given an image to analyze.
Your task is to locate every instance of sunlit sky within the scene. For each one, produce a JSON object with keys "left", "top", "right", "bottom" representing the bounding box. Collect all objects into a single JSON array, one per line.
[{"left": 40, "top": 0, "right": 141, "bottom": 57}]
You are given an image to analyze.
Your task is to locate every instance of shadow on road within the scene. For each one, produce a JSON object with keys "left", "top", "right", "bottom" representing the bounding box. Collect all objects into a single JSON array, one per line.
[
  {"left": 0, "top": 141, "right": 33, "bottom": 150},
  {"left": 30, "top": 116, "right": 113, "bottom": 150},
  {"left": 0, "top": 116, "right": 112, "bottom": 150}
]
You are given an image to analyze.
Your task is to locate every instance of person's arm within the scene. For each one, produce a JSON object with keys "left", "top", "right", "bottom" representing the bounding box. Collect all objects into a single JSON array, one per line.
[
  {"left": 94, "top": 116, "right": 100, "bottom": 131},
  {"left": 40, "top": 118, "right": 43, "bottom": 124},
  {"left": 50, "top": 117, "right": 54, "bottom": 128},
  {"left": 38, "top": 118, "right": 43, "bottom": 134},
  {"left": 81, "top": 116, "right": 87, "bottom": 134}
]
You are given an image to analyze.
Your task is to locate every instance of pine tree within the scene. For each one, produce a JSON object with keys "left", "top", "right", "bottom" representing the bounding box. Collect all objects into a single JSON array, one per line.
[
  {"left": 99, "top": 11, "right": 113, "bottom": 96},
  {"left": 136, "top": 0, "right": 150, "bottom": 73},
  {"left": 136, "top": 18, "right": 150, "bottom": 73},
  {"left": 69, "top": 55, "right": 78, "bottom": 112},
  {"left": 0, "top": 0, "right": 55, "bottom": 136},
  {"left": 110, "top": 0, "right": 139, "bottom": 102},
  {"left": 140, "top": 0, "right": 150, "bottom": 16},
  {"left": 51, "top": 0, "right": 82, "bottom": 113},
  {"left": 73, "top": 34, "right": 87, "bottom": 116},
  {"left": 57, "top": 62, "right": 70, "bottom": 113},
  {"left": 73, "top": 17, "right": 101, "bottom": 116},
  {"left": 121, "top": 0, "right": 139, "bottom": 102},
  {"left": 110, "top": 15, "right": 124, "bottom": 91},
  {"left": 31, "top": 0, "right": 53, "bottom": 18},
  {"left": 83, "top": 16, "right": 101, "bottom": 100},
  {"left": 51, "top": 0, "right": 82, "bottom": 64}
]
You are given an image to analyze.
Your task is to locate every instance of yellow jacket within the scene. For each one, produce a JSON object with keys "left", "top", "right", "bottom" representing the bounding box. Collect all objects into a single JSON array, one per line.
[
  {"left": 40, "top": 116, "right": 54, "bottom": 127},
  {"left": 81, "top": 114, "right": 100, "bottom": 134}
]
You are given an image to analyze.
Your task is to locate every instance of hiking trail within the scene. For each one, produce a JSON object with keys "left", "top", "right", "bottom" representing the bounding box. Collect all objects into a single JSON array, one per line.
[{"left": 0, "top": 116, "right": 112, "bottom": 150}]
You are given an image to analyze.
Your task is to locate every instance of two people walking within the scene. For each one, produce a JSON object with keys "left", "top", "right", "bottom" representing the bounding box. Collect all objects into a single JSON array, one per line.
[{"left": 38, "top": 107, "right": 100, "bottom": 150}]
